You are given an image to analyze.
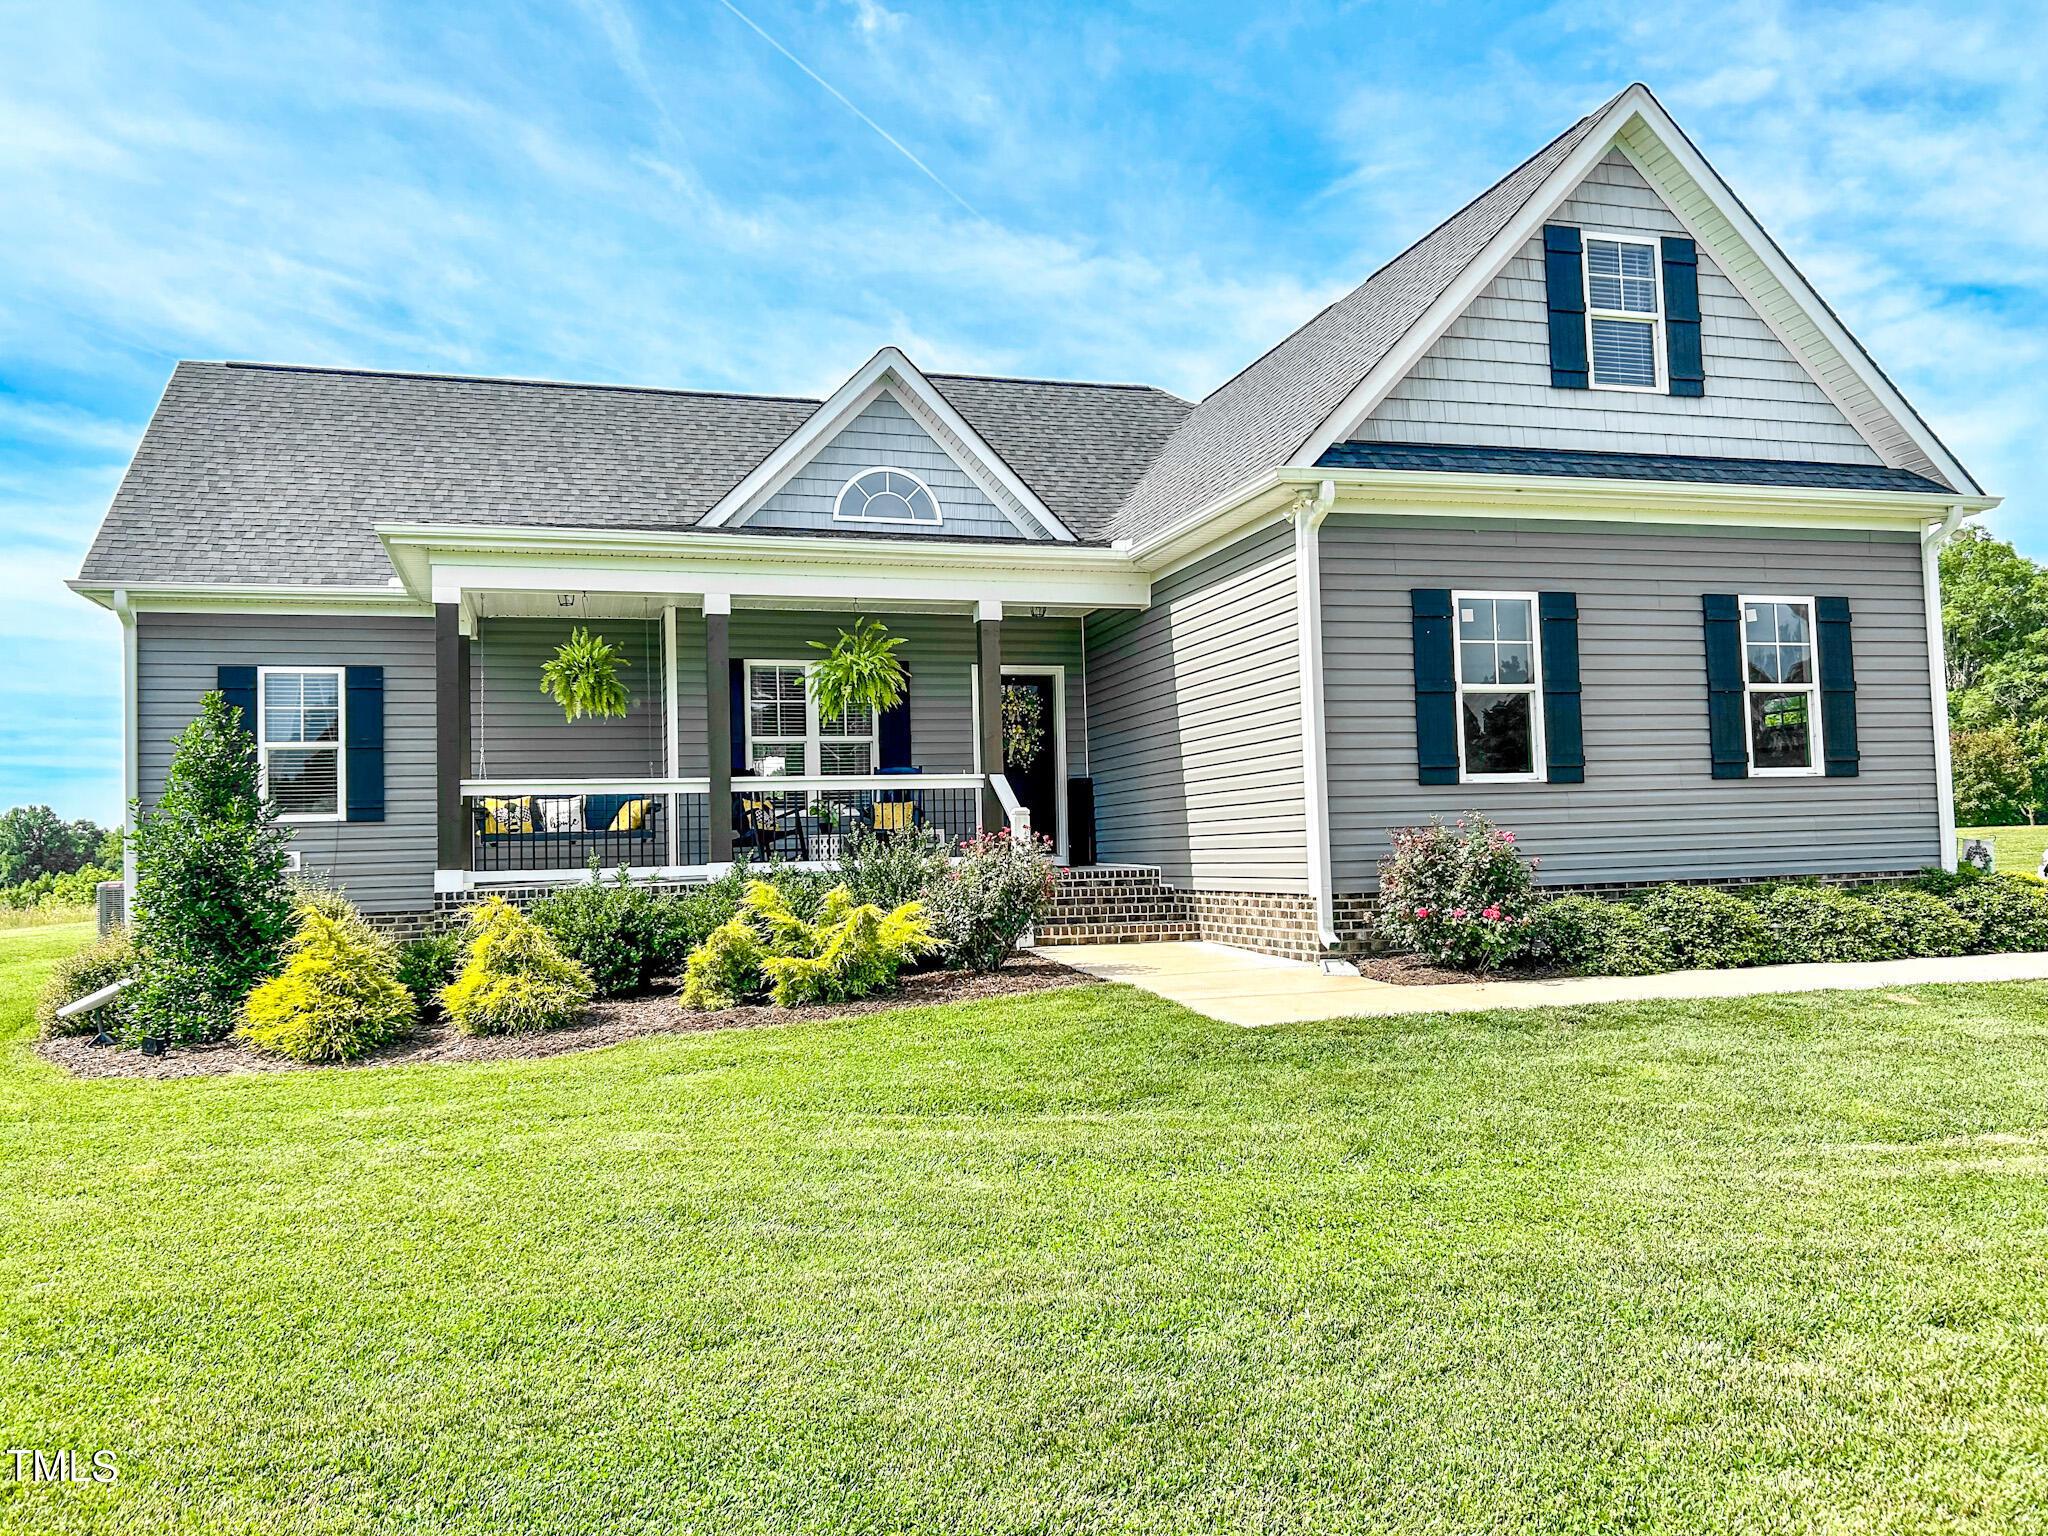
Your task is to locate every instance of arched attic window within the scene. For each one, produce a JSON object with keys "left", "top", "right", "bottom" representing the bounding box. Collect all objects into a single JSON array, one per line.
[{"left": 833, "top": 467, "right": 942, "bottom": 526}]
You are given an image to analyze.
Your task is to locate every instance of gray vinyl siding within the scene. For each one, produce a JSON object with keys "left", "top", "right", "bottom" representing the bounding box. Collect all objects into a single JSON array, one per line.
[
  {"left": 746, "top": 391, "right": 1044, "bottom": 539},
  {"left": 136, "top": 610, "right": 436, "bottom": 913},
  {"left": 726, "top": 610, "right": 1086, "bottom": 776},
  {"left": 469, "top": 618, "right": 665, "bottom": 780},
  {"left": 1357, "top": 151, "right": 1883, "bottom": 465},
  {"left": 1086, "top": 522, "right": 1306, "bottom": 892},
  {"left": 1320, "top": 515, "right": 1940, "bottom": 888}
]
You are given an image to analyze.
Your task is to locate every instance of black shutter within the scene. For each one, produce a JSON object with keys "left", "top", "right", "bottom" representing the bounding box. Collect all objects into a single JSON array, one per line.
[
  {"left": 1662, "top": 236, "right": 1704, "bottom": 397},
  {"left": 729, "top": 660, "right": 747, "bottom": 775},
  {"left": 1411, "top": 589, "right": 1458, "bottom": 785},
  {"left": 1538, "top": 592, "right": 1583, "bottom": 784},
  {"left": 1815, "top": 596, "right": 1859, "bottom": 777},
  {"left": 1702, "top": 595, "right": 1748, "bottom": 779},
  {"left": 345, "top": 666, "right": 385, "bottom": 822},
  {"left": 217, "top": 666, "right": 257, "bottom": 737},
  {"left": 879, "top": 672, "right": 912, "bottom": 769},
  {"left": 1544, "top": 226, "right": 1588, "bottom": 389}
]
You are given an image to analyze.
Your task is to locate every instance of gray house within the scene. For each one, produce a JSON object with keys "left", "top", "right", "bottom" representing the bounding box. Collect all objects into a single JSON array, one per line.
[{"left": 73, "top": 84, "right": 1994, "bottom": 958}]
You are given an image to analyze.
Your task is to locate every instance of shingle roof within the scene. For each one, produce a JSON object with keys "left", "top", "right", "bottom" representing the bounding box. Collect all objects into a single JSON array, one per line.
[
  {"left": 1313, "top": 441, "right": 1955, "bottom": 494},
  {"left": 1107, "top": 92, "right": 1623, "bottom": 544},
  {"left": 77, "top": 362, "right": 1190, "bottom": 585}
]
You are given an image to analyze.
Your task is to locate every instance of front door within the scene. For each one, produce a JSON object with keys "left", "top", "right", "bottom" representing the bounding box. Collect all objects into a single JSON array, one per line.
[{"left": 1000, "top": 673, "right": 1061, "bottom": 855}]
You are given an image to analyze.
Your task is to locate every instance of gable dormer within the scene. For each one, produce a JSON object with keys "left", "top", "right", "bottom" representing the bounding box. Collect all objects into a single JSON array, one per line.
[{"left": 701, "top": 348, "right": 1074, "bottom": 542}]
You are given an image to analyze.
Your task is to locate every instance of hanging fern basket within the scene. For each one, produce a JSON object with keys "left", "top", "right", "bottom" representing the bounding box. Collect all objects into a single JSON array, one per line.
[
  {"left": 808, "top": 618, "right": 908, "bottom": 723},
  {"left": 539, "top": 627, "right": 632, "bottom": 723}
]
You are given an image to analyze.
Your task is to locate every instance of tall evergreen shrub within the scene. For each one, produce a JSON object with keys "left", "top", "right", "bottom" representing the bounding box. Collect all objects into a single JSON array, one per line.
[{"left": 126, "top": 692, "right": 295, "bottom": 1042}]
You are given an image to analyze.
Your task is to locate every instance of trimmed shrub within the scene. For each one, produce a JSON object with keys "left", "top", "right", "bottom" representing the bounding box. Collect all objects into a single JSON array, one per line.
[
  {"left": 440, "top": 898, "right": 594, "bottom": 1035},
  {"left": 839, "top": 825, "right": 951, "bottom": 915},
  {"left": 1522, "top": 896, "right": 1672, "bottom": 976},
  {"left": 1374, "top": 815, "right": 1540, "bottom": 972},
  {"left": 1910, "top": 864, "right": 1987, "bottom": 898},
  {"left": 1756, "top": 885, "right": 1899, "bottom": 964},
  {"left": 396, "top": 934, "right": 463, "bottom": 1019},
  {"left": 126, "top": 692, "right": 295, "bottom": 1042},
  {"left": 530, "top": 868, "right": 693, "bottom": 997},
  {"left": 1637, "top": 885, "right": 1776, "bottom": 970},
  {"left": 679, "top": 881, "right": 939, "bottom": 1010},
  {"left": 925, "top": 832, "right": 1057, "bottom": 972},
  {"left": 239, "top": 901, "right": 417, "bottom": 1062},
  {"left": 1948, "top": 875, "right": 2048, "bottom": 954},
  {"left": 35, "top": 929, "right": 135, "bottom": 1038},
  {"left": 679, "top": 916, "right": 769, "bottom": 1012},
  {"left": 1859, "top": 887, "right": 1977, "bottom": 957}
]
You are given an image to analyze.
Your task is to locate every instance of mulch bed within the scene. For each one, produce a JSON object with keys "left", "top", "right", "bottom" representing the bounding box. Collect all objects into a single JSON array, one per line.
[
  {"left": 1359, "top": 954, "right": 1564, "bottom": 986},
  {"left": 34, "top": 954, "right": 1099, "bottom": 1082}
]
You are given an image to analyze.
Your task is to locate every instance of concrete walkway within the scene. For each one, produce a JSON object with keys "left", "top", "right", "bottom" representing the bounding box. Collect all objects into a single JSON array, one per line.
[{"left": 1031, "top": 940, "right": 2048, "bottom": 1026}]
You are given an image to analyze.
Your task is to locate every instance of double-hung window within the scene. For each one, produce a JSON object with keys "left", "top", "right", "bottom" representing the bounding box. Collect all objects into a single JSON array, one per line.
[
  {"left": 258, "top": 667, "right": 344, "bottom": 819},
  {"left": 745, "top": 661, "right": 878, "bottom": 777},
  {"left": 1585, "top": 233, "right": 1663, "bottom": 390},
  {"left": 1741, "top": 596, "right": 1822, "bottom": 775},
  {"left": 1455, "top": 592, "right": 1544, "bottom": 780}
]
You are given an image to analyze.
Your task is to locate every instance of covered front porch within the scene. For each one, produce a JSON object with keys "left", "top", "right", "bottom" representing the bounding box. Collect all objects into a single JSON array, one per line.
[{"left": 386, "top": 522, "right": 1147, "bottom": 892}]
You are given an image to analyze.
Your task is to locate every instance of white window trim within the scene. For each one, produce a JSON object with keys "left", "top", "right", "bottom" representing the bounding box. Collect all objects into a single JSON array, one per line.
[
  {"left": 831, "top": 466, "right": 944, "bottom": 527},
  {"left": 1582, "top": 228, "right": 1665, "bottom": 394},
  {"left": 256, "top": 664, "right": 347, "bottom": 823},
  {"left": 743, "top": 659, "right": 880, "bottom": 779},
  {"left": 1738, "top": 593, "right": 1825, "bottom": 778},
  {"left": 1453, "top": 589, "right": 1546, "bottom": 784}
]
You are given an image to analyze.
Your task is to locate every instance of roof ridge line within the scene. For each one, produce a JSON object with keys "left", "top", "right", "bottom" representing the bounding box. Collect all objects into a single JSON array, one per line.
[
  {"left": 927, "top": 370, "right": 1188, "bottom": 398},
  {"left": 214, "top": 360, "right": 823, "bottom": 406}
]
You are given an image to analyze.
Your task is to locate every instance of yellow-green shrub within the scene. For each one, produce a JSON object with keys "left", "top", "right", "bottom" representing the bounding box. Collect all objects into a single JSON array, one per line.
[
  {"left": 36, "top": 929, "right": 134, "bottom": 1037},
  {"left": 238, "top": 901, "right": 416, "bottom": 1062},
  {"left": 678, "top": 880, "right": 937, "bottom": 1010},
  {"left": 439, "top": 897, "right": 594, "bottom": 1035}
]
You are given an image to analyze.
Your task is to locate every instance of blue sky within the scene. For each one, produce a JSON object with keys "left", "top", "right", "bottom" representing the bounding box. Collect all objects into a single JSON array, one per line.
[{"left": 4, "top": 0, "right": 2045, "bottom": 823}]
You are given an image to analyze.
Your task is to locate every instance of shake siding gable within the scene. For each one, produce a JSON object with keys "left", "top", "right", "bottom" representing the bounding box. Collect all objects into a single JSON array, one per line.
[
  {"left": 1356, "top": 151, "right": 1882, "bottom": 464},
  {"left": 1086, "top": 524, "right": 1306, "bottom": 893},
  {"left": 136, "top": 611, "right": 438, "bottom": 912},
  {"left": 1319, "top": 516, "right": 1939, "bottom": 889},
  {"left": 748, "top": 392, "right": 1043, "bottom": 539}
]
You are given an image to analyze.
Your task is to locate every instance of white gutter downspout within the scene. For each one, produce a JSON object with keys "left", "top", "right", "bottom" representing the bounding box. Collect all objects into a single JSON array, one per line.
[
  {"left": 111, "top": 588, "right": 139, "bottom": 898},
  {"left": 1924, "top": 505, "right": 1966, "bottom": 873},
  {"left": 1290, "top": 480, "right": 1339, "bottom": 951}
]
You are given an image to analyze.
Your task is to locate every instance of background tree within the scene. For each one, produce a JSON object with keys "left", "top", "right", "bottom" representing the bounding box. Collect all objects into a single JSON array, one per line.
[
  {"left": 0, "top": 805, "right": 109, "bottom": 886},
  {"left": 1952, "top": 728, "right": 2035, "bottom": 828},
  {"left": 1941, "top": 526, "right": 2048, "bottom": 693},
  {"left": 126, "top": 692, "right": 295, "bottom": 1042}
]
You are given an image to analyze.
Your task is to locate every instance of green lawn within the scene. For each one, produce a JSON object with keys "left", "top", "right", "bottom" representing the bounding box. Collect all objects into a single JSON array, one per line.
[
  {"left": 1961, "top": 824, "right": 2048, "bottom": 877},
  {"left": 6, "top": 927, "right": 2048, "bottom": 1533}
]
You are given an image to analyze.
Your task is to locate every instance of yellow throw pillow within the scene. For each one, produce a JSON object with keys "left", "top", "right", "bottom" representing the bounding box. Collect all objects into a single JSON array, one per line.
[
  {"left": 872, "top": 800, "right": 916, "bottom": 832},
  {"left": 607, "top": 797, "right": 650, "bottom": 832},
  {"left": 478, "top": 797, "right": 532, "bottom": 835}
]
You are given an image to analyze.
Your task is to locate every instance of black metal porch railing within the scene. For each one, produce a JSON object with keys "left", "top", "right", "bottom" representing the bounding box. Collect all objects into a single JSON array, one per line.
[
  {"left": 729, "top": 783, "right": 984, "bottom": 863},
  {"left": 469, "top": 792, "right": 710, "bottom": 873}
]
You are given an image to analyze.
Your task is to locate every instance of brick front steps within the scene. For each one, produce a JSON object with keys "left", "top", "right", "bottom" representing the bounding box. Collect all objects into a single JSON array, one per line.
[{"left": 1037, "top": 865, "right": 1197, "bottom": 944}]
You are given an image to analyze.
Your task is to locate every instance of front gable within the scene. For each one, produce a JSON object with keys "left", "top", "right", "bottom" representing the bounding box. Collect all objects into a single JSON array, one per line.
[
  {"left": 702, "top": 348, "right": 1074, "bottom": 542},
  {"left": 1355, "top": 150, "right": 1885, "bottom": 467}
]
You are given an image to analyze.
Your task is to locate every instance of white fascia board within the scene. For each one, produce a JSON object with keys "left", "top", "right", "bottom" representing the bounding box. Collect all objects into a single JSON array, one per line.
[
  {"left": 377, "top": 523, "right": 1146, "bottom": 610},
  {"left": 697, "top": 347, "right": 1076, "bottom": 542},
  {"left": 66, "top": 579, "right": 432, "bottom": 617}
]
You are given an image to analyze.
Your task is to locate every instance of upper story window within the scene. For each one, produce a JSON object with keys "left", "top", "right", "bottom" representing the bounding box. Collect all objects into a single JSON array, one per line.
[
  {"left": 1742, "top": 596, "right": 1822, "bottom": 775},
  {"left": 1585, "top": 234, "right": 1662, "bottom": 391},
  {"left": 833, "top": 467, "right": 942, "bottom": 526},
  {"left": 1456, "top": 592, "right": 1544, "bottom": 781},
  {"left": 745, "top": 661, "right": 878, "bottom": 777},
  {"left": 259, "top": 667, "right": 344, "bottom": 819}
]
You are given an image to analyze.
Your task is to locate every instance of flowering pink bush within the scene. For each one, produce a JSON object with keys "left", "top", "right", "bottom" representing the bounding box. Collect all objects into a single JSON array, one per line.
[{"left": 1373, "top": 814, "right": 1540, "bottom": 971}]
